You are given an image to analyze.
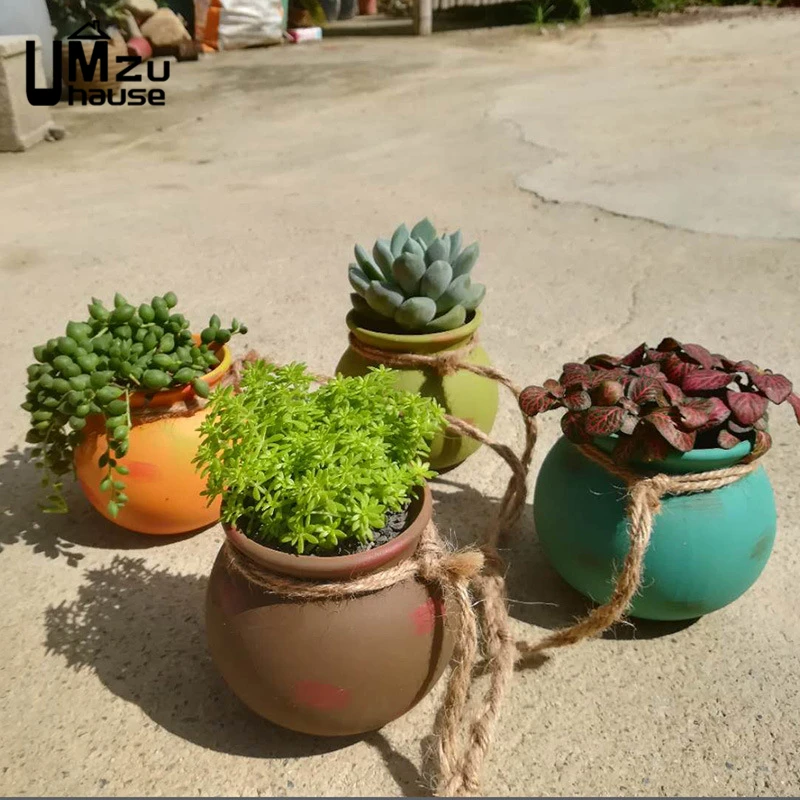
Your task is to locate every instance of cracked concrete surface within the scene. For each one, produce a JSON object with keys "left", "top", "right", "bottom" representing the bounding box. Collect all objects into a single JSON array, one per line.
[{"left": 1, "top": 10, "right": 800, "bottom": 797}]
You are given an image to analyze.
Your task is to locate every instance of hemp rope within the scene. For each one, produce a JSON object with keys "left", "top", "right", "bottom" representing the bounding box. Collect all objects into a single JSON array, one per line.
[{"left": 516, "top": 443, "right": 761, "bottom": 660}]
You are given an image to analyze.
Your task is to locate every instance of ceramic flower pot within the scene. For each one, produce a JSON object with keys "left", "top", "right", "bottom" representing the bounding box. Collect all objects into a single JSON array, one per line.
[
  {"left": 335, "top": 310, "right": 499, "bottom": 472},
  {"left": 205, "top": 484, "right": 454, "bottom": 736},
  {"left": 533, "top": 436, "right": 777, "bottom": 621},
  {"left": 73, "top": 343, "right": 232, "bottom": 536}
]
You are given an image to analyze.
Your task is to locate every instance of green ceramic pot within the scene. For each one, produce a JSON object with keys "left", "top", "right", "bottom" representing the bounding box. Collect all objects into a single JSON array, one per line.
[
  {"left": 533, "top": 435, "right": 777, "bottom": 621},
  {"left": 335, "top": 310, "right": 499, "bottom": 471}
]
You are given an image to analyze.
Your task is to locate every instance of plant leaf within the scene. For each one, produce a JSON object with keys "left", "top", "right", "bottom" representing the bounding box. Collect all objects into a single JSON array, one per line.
[
  {"left": 663, "top": 382, "right": 685, "bottom": 405},
  {"left": 519, "top": 385, "right": 559, "bottom": 416},
  {"left": 663, "top": 354, "right": 699, "bottom": 385},
  {"left": 627, "top": 376, "right": 663, "bottom": 405},
  {"left": 632, "top": 363, "right": 662, "bottom": 378},
  {"left": 410, "top": 218, "right": 437, "bottom": 248},
  {"left": 563, "top": 390, "right": 592, "bottom": 412},
  {"left": 621, "top": 342, "right": 647, "bottom": 367},
  {"left": 682, "top": 370, "right": 734, "bottom": 392},
  {"left": 561, "top": 411, "right": 591, "bottom": 443},
  {"left": 717, "top": 429, "right": 741, "bottom": 449},
  {"left": 726, "top": 390, "right": 768, "bottom": 427},
  {"left": 543, "top": 379, "right": 564, "bottom": 398},
  {"left": 788, "top": 393, "right": 800, "bottom": 425},
  {"left": 644, "top": 409, "right": 696, "bottom": 452},
  {"left": 583, "top": 406, "right": 625, "bottom": 437},
  {"left": 656, "top": 337, "right": 682, "bottom": 352},
  {"left": 751, "top": 371, "right": 792, "bottom": 404},
  {"left": 681, "top": 343, "right": 714, "bottom": 369},
  {"left": 585, "top": 354, "right": 620, "bottom": 368},
  {"left": 695, "top": 396, "right": 731, "bottom": 432},
  {"left": 750, "top": 429, "right": 772, "bottom": 460}
]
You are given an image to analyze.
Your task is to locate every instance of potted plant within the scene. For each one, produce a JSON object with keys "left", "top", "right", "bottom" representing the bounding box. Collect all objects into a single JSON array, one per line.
[
  {"left": 197, "top": 360, "right": 453, "bottom": 736},
  {"left": 519, "top": 337, "right": 800, "bottom": 621},
  {"left": 22, "top": 291, "right": 247, "bottom": 535},
  {"left": 335, "top": 217, "right": 498, "bottom": 472}
]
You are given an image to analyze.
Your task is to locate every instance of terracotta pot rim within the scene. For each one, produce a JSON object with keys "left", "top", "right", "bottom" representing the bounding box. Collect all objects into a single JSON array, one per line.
[
  {"left": 223, "top": 483, "right": 433, "bottom": 580},
  {"left": 346, "top": 309, "right": 482, "bottom": 349},
  {"left": 593, "top": 434, "right": 753, "bottom": 474},
  {"left": 128, "top": 337, "right": 231, "bottom": 409}
]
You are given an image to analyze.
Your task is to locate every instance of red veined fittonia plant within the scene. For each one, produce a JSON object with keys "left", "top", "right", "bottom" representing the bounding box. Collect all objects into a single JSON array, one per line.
[{"left": 519, "top": 337, "right": 800, "bottom": 464}]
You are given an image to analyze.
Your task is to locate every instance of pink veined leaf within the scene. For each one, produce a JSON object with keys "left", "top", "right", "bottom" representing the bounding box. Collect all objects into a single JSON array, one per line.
[
  {"left": 644, "top": 409, "right": 696, "bottom": 452},
  {"left": 632, "top": 363, "right": 662, "bottom": 378},
  {"left": 563, "top": 390, "right": 592, "bottom": 412},
  {"left": 695, "top": 397, "right": 731, "bottom": 432},
  {"left": 646, "top": 348, "right": 671, "bottom": 363},
  {"left": 751, "top": 371, "right": 792, "bottom": 404},
  {"left": 621, "top": 342, "right": 647, "bottom": 367},
  {"left": 592, "top": 379, "right": 625, "bottom": 406},
  {"left": 638, "top": 426, "right": 675, "bottom": 462},
  {"left": 682, "top": 369, "right": 735, "bottom": 392},
  {"left": 543, "top": 378, "right": 565, "bottom": 398},
  {"left": 561, "top": 411, "right": 591, "bottom": 443},
  {"left": 663, "top": 382, "right": 686, "bottom": 405},
  {"left": 717, "top": 429, "right": 741, "bottom": 450},
  {"left": 750, "top": 429, "right": 772, "bottom": 460},
  {"left": 519, "top": 386, "right": 558, "bottom": 417},
  {"left": 588, "top": 367, "right": 627, "bottom": 389},
  {"left": 561, "top": 362, "right": 591, "bottom": 378},
  {"left": 709, "top": 353, "right": 725, "bottom": 369},
  {"left": 726, "top": 390, "right": 769, "bottom": 427},
  {"left": 620, "top": 412, "right": 638, "bottom": 436},
  {"left": 656, "top": 337, "right": 683, "bottom": 353},
  {"left": 753, "top": 414, "right": 768, "bottom": 431},
  {"left": 663, "top": 354, "right": 700, "bottom": 385},
  {"left": 612, "top": 430, "right": 641, "bottom": 464},
  {"left": 627, "top": 376, "right": 664, "bottom": 405},
  {"left": 787, "top": 393, "right": 800, "bottom": 425},
  {"left": 734, "top": 360, "right": 760, "bottom": 377},
  {"left": 583, "top": 406, "right": 625, "bottom": 437},
  {"left": 681, "top": 343, "right": 715, "bottom": 369},
  {"left": 728, "top": 419, "right": 753, "bottom": 435},
  {"left": 619, "top": 396, "right": 639, "bottom": 413},
  {"left": 585, "top": 354, "right": 621, "bottom": 369},
  {"left": 677, "top": 403, "right": 711, "bottom": 431}
]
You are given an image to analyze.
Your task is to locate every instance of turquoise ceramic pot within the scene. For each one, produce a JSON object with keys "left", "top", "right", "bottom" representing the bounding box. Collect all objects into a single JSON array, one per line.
[{"left": 533, "top": 436, "right": 777, "bottom": 621}]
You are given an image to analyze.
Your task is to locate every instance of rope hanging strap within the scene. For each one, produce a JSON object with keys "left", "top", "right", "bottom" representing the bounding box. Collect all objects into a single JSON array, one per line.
[{"left": 517, "top": 444, "right": 760, "bottom": 658}]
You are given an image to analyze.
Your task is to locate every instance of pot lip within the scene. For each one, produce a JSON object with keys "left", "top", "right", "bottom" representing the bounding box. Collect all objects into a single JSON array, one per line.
[
  {"left": 593, "top": 434, "right": 753, "bottom": 473},
  {"left": 346, "top": 308, "right": 482, "bottom": 348},
  {"left": 128, "top": 337, "right": 231, "bottom": 409},
  {"left": 223, "top": 482, "right": 433, "bottom": 580}
]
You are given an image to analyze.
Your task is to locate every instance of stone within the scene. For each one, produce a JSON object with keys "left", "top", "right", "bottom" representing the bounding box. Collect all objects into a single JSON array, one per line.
[
  {"left": 140, "top": 9, "right": 192, "bottom": 48},
  {"left": 123, "top": 0, "right": 159, "bottom": 22},
  {"left": 0, "top": 35, "right": 53, "bottom": 152}
]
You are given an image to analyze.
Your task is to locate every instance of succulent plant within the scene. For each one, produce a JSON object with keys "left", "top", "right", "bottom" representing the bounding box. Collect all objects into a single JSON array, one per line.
[
  {"left": 519, "top": 337, "right": 800, "bottom": 464},
  {"left": 348, "top": 218, "right": 486, "bottom": 334}
]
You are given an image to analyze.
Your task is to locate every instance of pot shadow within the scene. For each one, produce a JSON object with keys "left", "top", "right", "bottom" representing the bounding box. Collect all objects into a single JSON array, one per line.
[
  {"left": 0, "top": 445, "right": 199, "bottom": 566},
  {"left": 505, "top": 519, "right": 700, "bottom": 641},
  {"left": 432, "top": 478, "right": 697, "bottom": 642},
  {"left": 43, "top": 555, "right": 360, "bottom": 760}
]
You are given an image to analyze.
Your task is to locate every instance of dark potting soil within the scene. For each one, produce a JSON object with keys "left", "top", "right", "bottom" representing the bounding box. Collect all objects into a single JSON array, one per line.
[{"left": 249, "top": 503, "right": 411, "bottom": 558}]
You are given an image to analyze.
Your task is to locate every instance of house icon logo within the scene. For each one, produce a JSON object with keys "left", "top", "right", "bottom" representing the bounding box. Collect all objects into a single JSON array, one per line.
[{"left": 26, "top": 18, "right": 170, "bottom": 108}]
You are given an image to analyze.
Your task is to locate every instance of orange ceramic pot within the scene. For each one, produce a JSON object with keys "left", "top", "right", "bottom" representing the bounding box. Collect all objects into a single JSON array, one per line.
[{"left": 73, "top": 343, "right": 232, "bottom": 535}]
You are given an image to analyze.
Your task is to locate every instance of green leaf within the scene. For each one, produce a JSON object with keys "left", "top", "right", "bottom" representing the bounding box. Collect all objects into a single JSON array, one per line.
[
  {"left": 394, "top": 297, "right": 437, "bottom": 330},
  {"left": 451, "top": 242, "right": 479, "bottom": 278},
  {"left": 365, "top": 282, "right": 404, "bottom": 318},
  {"left": 420, "top": 260, "right": 453, "bottom": 301},
  {"left": 354, "top": 244, "right": 384, "bottom": 281},
  {"left": 390, "top": 223, "right": 409, "bottom": 257},
  {"left": 391, "top": 253, "right": 426, "bottom": 295},
  {"left": 410, "top": 218, "right": 437, "bottom": 247}
]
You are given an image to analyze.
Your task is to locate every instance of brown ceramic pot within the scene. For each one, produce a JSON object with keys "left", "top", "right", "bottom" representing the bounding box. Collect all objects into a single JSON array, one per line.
[{"left": 205, "top": 484, "right": 454, "bottom": 736}]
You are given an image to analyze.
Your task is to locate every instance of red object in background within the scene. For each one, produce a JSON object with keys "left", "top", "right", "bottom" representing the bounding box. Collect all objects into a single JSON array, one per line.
[
  {"left": 127, "top": 37, "right": 153, "bottom": 60},
  {"left": 358, "top": 0, "right": 377, "bottom": 13}
]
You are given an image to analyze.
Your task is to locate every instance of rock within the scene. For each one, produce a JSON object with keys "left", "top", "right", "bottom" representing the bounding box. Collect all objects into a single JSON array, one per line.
[
  {"left": 124, "top": 0, "right": 159, "bottom": 22},
  {"left": 140, "top": 9, "right": 191, "bottom": 49},
  {"left": 45, "top": 124, "right": 66, "bottom": 142}
]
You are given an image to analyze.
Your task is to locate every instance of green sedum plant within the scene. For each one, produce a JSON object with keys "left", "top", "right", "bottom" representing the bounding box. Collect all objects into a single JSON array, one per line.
[
  {"left": 195, "top": 362, "right": 445, "bottom": 555},
  {"left": 348, "top": 218, "right": 486, "bottom": 334},
  {"left": 23, "top": 292, "right": 246, "bottom": 517}
]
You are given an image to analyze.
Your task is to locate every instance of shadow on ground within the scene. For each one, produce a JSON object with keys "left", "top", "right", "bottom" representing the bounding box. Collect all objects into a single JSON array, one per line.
[
  {"left": 42, "top": 554, "right": 436, "bottom": 794},
  {"left": 0, "top": 445, "right": 195, "bottom": 566},
  {"left": 434, "top": 475, "right": 697, "bottom": 641}
]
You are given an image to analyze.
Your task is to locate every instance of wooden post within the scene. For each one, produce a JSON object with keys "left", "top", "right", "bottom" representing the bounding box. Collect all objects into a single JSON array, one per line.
[{"left": 413, "top": 0, "right": 432, "bottom": 35}]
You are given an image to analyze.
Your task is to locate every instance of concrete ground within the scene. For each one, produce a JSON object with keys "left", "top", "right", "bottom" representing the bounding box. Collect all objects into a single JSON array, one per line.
[{"left": 2, "top": 8, "right": 800, "bottom": 796}]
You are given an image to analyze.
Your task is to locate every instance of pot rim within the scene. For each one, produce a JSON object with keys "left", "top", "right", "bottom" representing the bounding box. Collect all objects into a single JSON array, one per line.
[
  {"left": 346, "top": 309, "right": 482, "bottom": 349},
  {"left": 223, "top": 483, "right": 433, "bottom": 580},
  {"left": 129, "top": 337, "right": 231, "bottom": 409},
  {"left": 593, "top": 434, "right": 753, "bottom": 474}
]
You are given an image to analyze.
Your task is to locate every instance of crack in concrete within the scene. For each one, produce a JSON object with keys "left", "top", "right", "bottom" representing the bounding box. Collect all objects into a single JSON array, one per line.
[{"left": 500, "top": 114, "right": 800, "bottom": 243}]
